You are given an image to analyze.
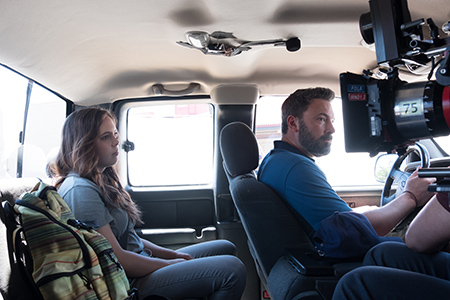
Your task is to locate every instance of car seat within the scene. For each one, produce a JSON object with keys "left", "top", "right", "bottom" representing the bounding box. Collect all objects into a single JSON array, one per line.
[{"left": 219, "top": 121, "right": 361, "bottom": 300}]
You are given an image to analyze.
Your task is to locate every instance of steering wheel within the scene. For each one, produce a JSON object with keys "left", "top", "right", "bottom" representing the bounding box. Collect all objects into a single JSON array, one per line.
[{"left": 381, "top": 143, "right": 430, "bottom": 207}]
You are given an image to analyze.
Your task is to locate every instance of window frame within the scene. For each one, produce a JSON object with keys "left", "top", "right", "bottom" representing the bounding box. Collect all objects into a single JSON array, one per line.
[{"left": 115, "top": 96, "right": 215, "bottom": 190}]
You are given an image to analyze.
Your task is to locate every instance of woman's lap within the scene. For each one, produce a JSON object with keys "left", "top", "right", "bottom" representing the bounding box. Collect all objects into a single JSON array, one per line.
[{"left": 133, "top": 240, "right": 246, "bottom": 300}]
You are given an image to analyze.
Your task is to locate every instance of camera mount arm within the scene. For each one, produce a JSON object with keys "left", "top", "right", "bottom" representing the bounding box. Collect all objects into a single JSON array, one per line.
[{"left": 436, "top": 50, "right": 450, "bottom": 86}]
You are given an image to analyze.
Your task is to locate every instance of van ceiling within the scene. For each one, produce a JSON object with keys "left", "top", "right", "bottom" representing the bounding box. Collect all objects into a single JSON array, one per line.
[{"left": 0, "top": 0, "right": 448, "bottom": 105}]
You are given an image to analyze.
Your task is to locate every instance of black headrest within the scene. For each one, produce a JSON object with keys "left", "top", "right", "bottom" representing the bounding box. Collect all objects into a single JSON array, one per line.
[{"left": 220, "top": 122, "right": 259, "bottom": 177}]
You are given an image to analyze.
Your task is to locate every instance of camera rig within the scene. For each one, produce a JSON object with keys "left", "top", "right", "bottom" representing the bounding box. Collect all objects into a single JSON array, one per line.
[
  {"left": 340, "top": 0, "right": 450, "bottom": 156},
  {"left": 418, "top": 167, "right": 450, "bottom": 193}
]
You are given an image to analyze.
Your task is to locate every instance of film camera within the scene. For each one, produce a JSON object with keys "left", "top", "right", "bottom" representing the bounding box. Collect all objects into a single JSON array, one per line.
[{"left": 340, "top": 0, "right": 450, "bottom": 156}]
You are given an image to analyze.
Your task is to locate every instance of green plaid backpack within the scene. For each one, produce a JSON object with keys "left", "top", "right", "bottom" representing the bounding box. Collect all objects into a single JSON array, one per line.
[{"left": 11, "top": 182, "right": 138, "bottom": 300}]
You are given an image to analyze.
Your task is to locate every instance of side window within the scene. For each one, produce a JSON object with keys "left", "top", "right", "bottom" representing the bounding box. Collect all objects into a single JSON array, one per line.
[
  {"left": 0, "top": 66, "right": 67, "bottom": 179},
  {"left": 123, "top": 103, "right": 214, "bottom": 187},
  {"left": 434, "top": 136, "right": 450, "bottom": 155},
  {"left": 255, "top": 96, "right": 383, "bottom": 188},
  {"left": 0, "top": 68, "right": 28, "bottom": 178}
]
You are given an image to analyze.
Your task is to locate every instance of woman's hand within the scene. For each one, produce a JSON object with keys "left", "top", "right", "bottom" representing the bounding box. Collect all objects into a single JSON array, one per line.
[
  {"left": 175, "top": 252, "right": 193, "bottom": 260},
  {"left": 141, "top": 238, "right": 193, "bottom": 260}
]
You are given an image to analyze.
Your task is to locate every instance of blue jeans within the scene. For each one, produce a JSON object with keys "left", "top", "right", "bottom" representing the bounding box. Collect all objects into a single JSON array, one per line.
[
  {"left": 332, "top": 242, "right": 450, "bottom": 299},
  {"left": 133, "top": 240, "right": 246, "bottom": 300}
]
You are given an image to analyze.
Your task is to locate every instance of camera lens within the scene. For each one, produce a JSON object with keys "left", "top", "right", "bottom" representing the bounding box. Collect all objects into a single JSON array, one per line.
[{"left": 394, "top": 81, "right": 450, "bottom": 140}]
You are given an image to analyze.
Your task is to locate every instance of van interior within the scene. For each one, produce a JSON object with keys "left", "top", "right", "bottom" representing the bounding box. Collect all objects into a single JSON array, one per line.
[{"left": 1, "top": 0, "right": 450, "bottom": 299}]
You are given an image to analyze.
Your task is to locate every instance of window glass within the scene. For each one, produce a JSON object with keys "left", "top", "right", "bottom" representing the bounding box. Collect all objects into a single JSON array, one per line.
[
  {"left": 0, "top": 67, "right": 28, "bottom": 178},
  {"left": 25, "top": 84, "right": 66, "bottom": 177},
  {"left": 126, "top": 103, "right": 214, "bottom": 187},
  {"left": 0, "top": 66, "right": 66, "bottom": 179},
  {"left": 255, "top": 95, "right": 383, "bottom": 188},
  {"left": 434, "top": 136, "right": 450, "bottom": 154}
]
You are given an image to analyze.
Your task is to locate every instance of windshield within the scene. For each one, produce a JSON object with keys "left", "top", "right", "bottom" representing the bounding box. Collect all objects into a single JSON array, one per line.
[{"left": 433, "top": 136, "right": 450, "bottom": 155}]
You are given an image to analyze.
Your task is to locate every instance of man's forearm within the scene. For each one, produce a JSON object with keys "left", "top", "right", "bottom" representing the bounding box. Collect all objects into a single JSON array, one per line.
[{"left": 363, "top": 192, "right": 416, "bottom": 236}]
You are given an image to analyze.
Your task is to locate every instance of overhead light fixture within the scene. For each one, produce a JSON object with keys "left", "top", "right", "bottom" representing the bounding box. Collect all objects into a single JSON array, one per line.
[
  {"left": 177, "top": 30, "right": 301, "bottom": 57},
  {"left": 186, "top": 31, "right": 210, "bottom": 48}
]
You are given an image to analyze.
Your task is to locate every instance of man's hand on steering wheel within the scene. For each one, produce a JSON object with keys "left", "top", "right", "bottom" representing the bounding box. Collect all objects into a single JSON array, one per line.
[
  {"left": 403, "top": 168, "right": 436, "bottom": 208},
  {"left": 379, "top": 143, "right": 438, "bottom": 236},
  {"left": 381, "top": 143, "right": 432, "bottom": 207}
]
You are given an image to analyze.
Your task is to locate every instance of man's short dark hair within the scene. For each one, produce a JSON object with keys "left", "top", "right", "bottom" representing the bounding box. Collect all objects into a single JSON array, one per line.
[{"left": 281, "top": 87, "right": 335, "bottom": 134}]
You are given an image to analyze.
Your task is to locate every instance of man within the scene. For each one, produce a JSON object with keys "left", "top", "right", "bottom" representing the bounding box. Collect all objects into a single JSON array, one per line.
[
  {"left": 258, "top": 87, "right": 435, "bottom": 239},
  {"left": 332, "top": 192, "right": 450, "bottom": 299}
]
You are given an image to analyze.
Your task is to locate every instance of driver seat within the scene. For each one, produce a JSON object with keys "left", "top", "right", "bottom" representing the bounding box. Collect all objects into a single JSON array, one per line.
[{"left": 219, "top": 121, "right": 360, "bottom": 300}]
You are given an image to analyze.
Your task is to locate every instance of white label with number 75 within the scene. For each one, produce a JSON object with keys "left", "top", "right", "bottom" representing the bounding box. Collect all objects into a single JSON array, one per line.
[{"left": 395, "top": 99, "right": 423, "bottom": 118}]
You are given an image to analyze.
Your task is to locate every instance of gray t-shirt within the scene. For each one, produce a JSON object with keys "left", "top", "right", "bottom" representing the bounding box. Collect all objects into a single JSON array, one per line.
[{"left": 58, "top": 173, "right": 144, "bottom": 253}]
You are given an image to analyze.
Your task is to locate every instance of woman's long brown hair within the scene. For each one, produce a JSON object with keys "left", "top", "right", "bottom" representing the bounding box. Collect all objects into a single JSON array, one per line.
[{"left": 52, "top": 107, "right": 142, "bottom": 225}]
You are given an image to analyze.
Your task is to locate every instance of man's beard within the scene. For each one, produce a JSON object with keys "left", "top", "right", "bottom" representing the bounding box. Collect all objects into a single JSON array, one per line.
[{"left": 298, "top": 119, "right": 332, "bottom": 157}]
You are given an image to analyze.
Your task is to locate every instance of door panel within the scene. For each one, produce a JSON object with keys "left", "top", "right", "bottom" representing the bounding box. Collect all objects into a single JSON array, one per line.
[
  {"left": 128, "top": 188, "right": 217, "bottom": 247},
  {"left": 338, "top": 189, "right": 382, "bottom": 208}
]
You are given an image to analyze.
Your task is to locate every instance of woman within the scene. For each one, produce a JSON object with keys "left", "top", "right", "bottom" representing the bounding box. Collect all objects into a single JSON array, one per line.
[{"left": 51, "top": 107, "right": 246, "bottom": 300}]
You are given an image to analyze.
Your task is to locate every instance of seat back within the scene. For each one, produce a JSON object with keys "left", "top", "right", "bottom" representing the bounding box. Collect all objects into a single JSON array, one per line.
[
  {"left": 219, "top": 122, "right": 316, "bottom": 284},
  {"left": 219, "top": 122, "right": 363, "bottom": 300}
]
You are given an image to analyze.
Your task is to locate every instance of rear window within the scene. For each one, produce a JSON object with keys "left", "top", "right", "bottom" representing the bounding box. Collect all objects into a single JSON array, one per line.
[{"left": 121, "top": 102, "right": 214, "bottom": 187}]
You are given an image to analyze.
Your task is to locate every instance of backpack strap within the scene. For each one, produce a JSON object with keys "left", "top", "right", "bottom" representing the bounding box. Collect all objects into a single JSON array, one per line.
[
  {"left": 15, "top": 199, "right": 92, "bottom": 269},
  {"left": 41, "top": 184, "right": 129, "bottom": 249},
  {"left": 37, "top": 185, "right": 57, "bottom": 200}
]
